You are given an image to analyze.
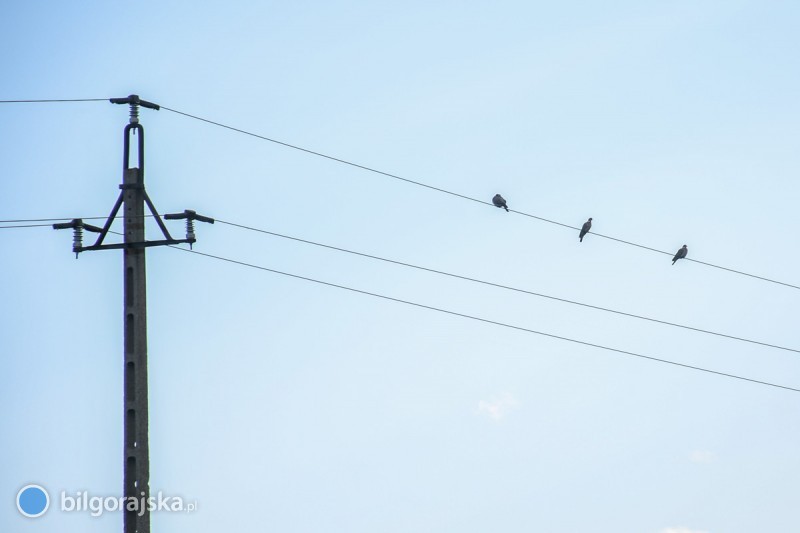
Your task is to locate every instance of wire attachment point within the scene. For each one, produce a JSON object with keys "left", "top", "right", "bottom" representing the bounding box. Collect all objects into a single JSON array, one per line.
[
  {"left": 53, "top": 218, "right": 103, "bottom": 258},
  {"left": 164, "top": 210, "right": 214, "bottom": 249},
  {"left": 110, "top": 95, "right": 160, "bottom": 125}
]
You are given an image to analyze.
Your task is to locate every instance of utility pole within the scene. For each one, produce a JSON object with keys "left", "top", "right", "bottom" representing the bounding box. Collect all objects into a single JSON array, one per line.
[{"left": 55, "top": 95, "right": 213, "bottom": 533}]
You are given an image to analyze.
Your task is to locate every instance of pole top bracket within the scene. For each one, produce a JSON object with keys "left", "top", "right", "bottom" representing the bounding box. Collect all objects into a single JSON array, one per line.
[{"left": 110, "top": 95, "right": 160, "bottom": 124}]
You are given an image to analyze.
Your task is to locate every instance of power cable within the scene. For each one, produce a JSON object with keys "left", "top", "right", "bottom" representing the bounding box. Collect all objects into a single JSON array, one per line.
[
  {"left": 0, "top": 98, "right": 108, "bottom": 103},
  {"left": 3, "top": 99, "right": 796, "bottom": 290},
  {"left": 168, "top": 245, "right": 800, "bottom": 393},
  {"left": 7, "top": 213, "right": 796, "bottom": 354},
  {"left": 215, "top": 218, "right": 800, "bottom": 355},
  {"left": 0, "top": 216, "right": 110, "bottom": 223},
  {"left": 160, "top": 105, "right": 800, "bottom": 291},
  {"left": 0, "top": 223, "right": 57, "bottom": 229}
]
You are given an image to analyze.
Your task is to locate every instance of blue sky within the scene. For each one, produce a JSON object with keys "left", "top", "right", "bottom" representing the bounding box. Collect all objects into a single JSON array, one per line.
[{"left": 2, "top": 1, "right": 799, "bottom": 532}]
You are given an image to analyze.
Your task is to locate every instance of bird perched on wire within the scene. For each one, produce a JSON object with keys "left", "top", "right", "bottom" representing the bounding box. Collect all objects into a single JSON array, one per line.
[
  {"left": 672, "top": 244, "right": 688, "bottom": 265},
  {"left": 492, "top": 194, "right": 509, "bottom": 212},
  {"left": 579, "top": 217, "right": 592, "bottom": 242}
]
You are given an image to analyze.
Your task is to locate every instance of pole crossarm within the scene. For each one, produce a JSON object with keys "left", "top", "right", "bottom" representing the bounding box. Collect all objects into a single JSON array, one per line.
[
  {"left": 164, "top": 210, "right": 215, "bottom": 249},
  {"left": 51, "top": 218, "right": 105, "bottom": 257},
  {"left": 55, "top": 96, "right": 212, "bottom": 256}
]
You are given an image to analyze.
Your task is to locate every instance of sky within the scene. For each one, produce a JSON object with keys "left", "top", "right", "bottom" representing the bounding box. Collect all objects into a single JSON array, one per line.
[{"left": 2, "top": 1, "right": 799, "bottom": 532}]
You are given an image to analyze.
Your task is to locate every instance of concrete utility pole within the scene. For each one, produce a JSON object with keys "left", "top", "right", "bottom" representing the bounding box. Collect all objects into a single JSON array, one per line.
[
  {"left": 122, "top": 162, "right": 150, "bottom": 533},
  {"left": 54, "top": 95, "right": 213, "bottom": 533}
]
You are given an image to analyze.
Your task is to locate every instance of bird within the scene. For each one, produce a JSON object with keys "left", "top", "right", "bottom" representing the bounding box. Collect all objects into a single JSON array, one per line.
[
  {"left": 579, "top": 217, "right": 592, "bottom": 242},
  {"left": 672, "top": 244, "right": 688, "bottom": 265},
  {"left": 492, "top": 194, "right": 508, "bottom": 212}
]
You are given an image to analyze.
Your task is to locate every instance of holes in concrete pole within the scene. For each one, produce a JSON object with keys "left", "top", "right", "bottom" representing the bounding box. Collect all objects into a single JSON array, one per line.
[
  {"left": 125, "top": 456, "right": 137, "bottom": 485},
  {"left": 126, "top": 408, "right": 136, "bottom": 447},
  {"left": 125, "top": 361, "right": 135, "bottom": 401},
  {"left": 125, "top": 314, "right": 134, "bottom": 353},
  {"left": 125, "top": 267, "right": 134, "bottom": 305},
  {"left": 123, "top": 455, "right": 138, "bottom": 529}
]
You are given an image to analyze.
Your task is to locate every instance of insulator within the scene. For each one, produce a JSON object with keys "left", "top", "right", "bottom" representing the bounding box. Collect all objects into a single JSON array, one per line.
[
  {"left": 130, "top": 103, "right": 140, "bottom": 124},
  {"left": 186, "top": 218, "right": 196, "bottom": 241},
  {"left": 72, "top": 224, "right": 83, "bottom": 257}
]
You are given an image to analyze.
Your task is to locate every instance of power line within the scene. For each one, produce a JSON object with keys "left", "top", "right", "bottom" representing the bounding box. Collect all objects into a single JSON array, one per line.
[
  {"left": 160, "top": 106, "right": 484, "bottom": 206},
  {"left": 215, "top": 219, "right": 800, "bottom": 355},
  {"left": 0, "top": 223, "right": 57, "bottom": 229},
  {"left": 167, "top": 245, "right": 800, "bottom": 393},
  {"left": 5, "top": 100, "right": 797, "bottom": 289},
  {"left": 161, "top": 105, "right": 800, "bottom": 291},
  {"left": 0, "top": 216, "right": 106, "bottom": 223},
  {"left": 0, "top": 216, "right": 112, "bottom": 230},
  {"left": 0, "top": 98, "right": 108, "bottom": 103},
  {"left": 0, "top": 216, "right": 149, "bottom": 224},
  {"left": 0, "top": 216, "right": 155, "bottom": 233},
  {"left": 8, "top": 213, "right": 797, "bottom": 354}
]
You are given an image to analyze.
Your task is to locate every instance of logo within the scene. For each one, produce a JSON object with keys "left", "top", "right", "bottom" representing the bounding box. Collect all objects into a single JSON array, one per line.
[
  {"left": 16, "top": 484, "right": 50, "bottom": 518},
  {"left": 15, "top": 483, "right": 197, "bottom": 518}
]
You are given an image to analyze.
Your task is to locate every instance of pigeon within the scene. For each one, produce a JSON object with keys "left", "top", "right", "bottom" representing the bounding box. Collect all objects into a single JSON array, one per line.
[
  {"left": 492, "top": 194, "right": 509, "bottom": 212},
  {"left": 579, "top": 217, "right": 592, "bottom": 242},
  {"left": 672, "top": 244, "right": 688, "bottom": 265}
]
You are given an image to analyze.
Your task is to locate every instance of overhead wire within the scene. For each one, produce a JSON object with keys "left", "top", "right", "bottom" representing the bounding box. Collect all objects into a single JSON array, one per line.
[
  {"left": 0, "top": 216, "right": 111, "bottom": 223},
  {"left": 160, "top": 105, "right": 800, "bottom": 291},
  {"left": 0, "top": 215, "right": 154, "bottom": 224},
  {"left": 0, "top": 223, "right": 58, "bottom": 229},
  {"left": 2, "top": 98, "right": 796, "bottom": 290},
  {"left": 167, "top": 245, "right": 800, "bottom": 394},
  {"left": 159, "top": 106, "right": 485, "bottom": 206},
  {"left": 0, "top": 98, "right": 108, "bottom": 103},
  {"left": 0, "top": 215, "right": 155, "bottom": 230},
  {"left": 7, "top": 214, "right": 798, "bottom": 354},
  {"left": 214, "top": 218, "right": 800, "bottom": 355}
]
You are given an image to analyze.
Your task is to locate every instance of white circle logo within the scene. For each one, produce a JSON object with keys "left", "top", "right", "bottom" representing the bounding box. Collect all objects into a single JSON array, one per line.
[{"left": 16, "top": 484, "right": 50, "bottom": 518}]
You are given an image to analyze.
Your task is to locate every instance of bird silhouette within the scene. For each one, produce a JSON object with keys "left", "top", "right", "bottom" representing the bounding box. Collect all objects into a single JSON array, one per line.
[
  {"left": 579, "top": 218, "right": 592, "bottom": 242},
  {"left": 492, "top": 194, "right": 508, "bottom": 212},
  {"left": 672, "top": 244, "right": 688, "bottom": 265}
]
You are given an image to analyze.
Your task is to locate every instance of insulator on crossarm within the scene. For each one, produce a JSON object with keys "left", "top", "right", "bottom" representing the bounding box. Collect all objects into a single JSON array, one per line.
[
  {"left": 165, "top": 209, "right": 213, "bottom": 249},
  {"left": 72, "top": 224, "right": 83, "bottom": 257},
  {"left": 186, "top": 218, "right": 196, "bottom": 248}
]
